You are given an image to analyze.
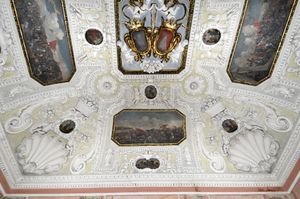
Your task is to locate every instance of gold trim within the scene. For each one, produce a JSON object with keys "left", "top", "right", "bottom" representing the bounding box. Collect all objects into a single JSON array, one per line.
[
  {"left": 152, "top": 19, "right": 181, "bottom": 62},
  {"left": 10, "top": 0, "right": 76, "bottom": 86},
  {"left": 226, "top": 0, "right": 298, "bottom": 86},
  {"left": 115, "top": 0, "right": 195, "bottom": 74},
  {"left": 124, "top": 19, "right": 152, "bottom": 62},
  {"left": 111, "top": 109, "right": 187, "bottom": 147}
]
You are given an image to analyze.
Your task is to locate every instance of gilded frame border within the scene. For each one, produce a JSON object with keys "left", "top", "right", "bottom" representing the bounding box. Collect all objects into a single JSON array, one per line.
[
  {"left": 10, "top": 0, "right": 76, "bottom": 86},
  {"left": 226, "top": 0, "right": 298, "bottom": 86},
  {"left": 114, "top": 0, "right": 195, "bottom": 75},
  {"left": 112, "top": 109, "right": 187, "bottom": 146}
]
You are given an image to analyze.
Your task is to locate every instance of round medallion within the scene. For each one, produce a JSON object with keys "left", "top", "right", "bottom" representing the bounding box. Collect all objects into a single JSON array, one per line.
[
  {"left": 59, "top": 120, "right": 76, "bottom": 134},
  {"left": 85, "top": 29, "right": 103, "bottom": 45},
  {"left": 222, "top": 119, "right": 238, "bottom": 133},
  {"left": 145, "top": 85, "right": 157, "bottom": 99},
  {"left": 202, "top": 29, "right": 221, "bottom": 45},
  {"left": 190, "top": 82, "right": 199, "bottom": 90}
]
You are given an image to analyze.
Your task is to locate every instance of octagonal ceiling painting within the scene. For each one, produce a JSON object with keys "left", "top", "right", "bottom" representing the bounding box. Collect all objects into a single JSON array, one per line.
[
  {"left": 112, "top": 109, "right": 186, "bottom": 146},
  {"left": 11, "top": 0, "right": 76, "bottom": 85},
  {"left": 227, "top": 0, "right": 298, "bottom": 85},
  {"left": 0, "top": 0, "right": 300, "bottom": 196}
]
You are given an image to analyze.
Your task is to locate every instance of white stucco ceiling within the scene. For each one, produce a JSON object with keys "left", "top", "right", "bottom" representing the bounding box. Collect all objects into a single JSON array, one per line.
[{"left": 0, "top": 0, "right": 300, "bottom": 195}]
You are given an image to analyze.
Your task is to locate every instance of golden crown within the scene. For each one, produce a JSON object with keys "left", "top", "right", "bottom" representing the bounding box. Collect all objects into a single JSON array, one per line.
[
  {"left": 125, "top": 19, "right": 145, "bottom": 30},
  {"left": 161, "top": 18, "right": 181, "bottom": 30}
]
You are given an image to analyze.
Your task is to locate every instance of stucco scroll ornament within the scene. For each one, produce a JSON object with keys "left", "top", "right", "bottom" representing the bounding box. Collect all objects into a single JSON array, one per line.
[
  {"left": 235, "top": 96, "right": 293, "bottom": 133},
  {"left": 196, "top": 125, "right": 225, "bottom": 173},
  {"left": 70, "top": 149, "right": 95, "bottom": 174},
  {"left": 263, "top": 104, "right": 293, "bottom": 133},
  {"left": 16, "top": 134, "right": 69, "bottom": 175},
  {"left": 4, "top": 97, "right": 68, "bottom": 134},
  {"left": 264, "top": 84, "right": 295, "bottom": 99},
  {"left": 4, "top": 105, "right": 34, "bottom": 134},
  {"left": 227, "top": 126, "right": 279, "bottom": 173}
]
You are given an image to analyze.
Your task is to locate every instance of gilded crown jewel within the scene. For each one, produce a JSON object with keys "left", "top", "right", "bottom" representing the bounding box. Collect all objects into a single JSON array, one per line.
[
  {"left": 162, "top": 18, "right": 181, "bottom": 30},
  {"left": 125, "top": 19, "right": 145, "bottom": 30}
]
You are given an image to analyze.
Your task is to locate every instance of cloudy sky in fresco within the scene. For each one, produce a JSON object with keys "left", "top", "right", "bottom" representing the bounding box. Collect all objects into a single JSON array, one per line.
[{"left": 114, "top": 110, "right": 184, "bottom": 130}]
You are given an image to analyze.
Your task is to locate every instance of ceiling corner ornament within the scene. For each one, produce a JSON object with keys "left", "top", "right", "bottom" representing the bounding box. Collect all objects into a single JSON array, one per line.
[{"left": 115, "top": 0, "right": 194, "bottom": 74}]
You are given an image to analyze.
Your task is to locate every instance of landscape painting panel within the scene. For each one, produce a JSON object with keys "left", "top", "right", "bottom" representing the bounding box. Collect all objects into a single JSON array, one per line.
[
  {"left": 112, "top": 110, "right": 186, "bottom": 146},
  {"left": 12, "top": 0, "right": 75, "bottom": 85},
  {"left": 227, "top": 0, "right": 297, "bottom": 85}
]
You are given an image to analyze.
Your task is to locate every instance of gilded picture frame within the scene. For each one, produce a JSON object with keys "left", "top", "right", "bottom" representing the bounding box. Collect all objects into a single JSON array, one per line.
[
  {"left": 11, "top": 0, "right": 76, "bottom": 86},
  {"left": 226, "top": 0, "right": 298, "bottom": 86},
  {"left": 112, "top": 109, "right": 187, "bottom": 146}
]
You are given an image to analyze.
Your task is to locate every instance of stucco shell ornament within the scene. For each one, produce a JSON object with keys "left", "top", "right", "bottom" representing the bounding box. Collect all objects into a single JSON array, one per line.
[
  {"left": 15, "top": 134, "right": 69, "bottom": 175},
  {"left": 227, "top": 127, "right": 280, "bottom": 173}
]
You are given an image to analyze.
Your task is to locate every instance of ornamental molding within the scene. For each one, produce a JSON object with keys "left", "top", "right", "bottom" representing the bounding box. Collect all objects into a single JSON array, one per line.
[{"left": 0, "top": 0, "right": 299, "bottom": 193}]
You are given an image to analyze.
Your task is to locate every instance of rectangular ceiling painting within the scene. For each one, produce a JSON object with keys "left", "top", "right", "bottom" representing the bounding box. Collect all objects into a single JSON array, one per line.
[
  {"left": 11, "top": 0, "right": 76, "bottom": 85},
  {"left": 115, "top": 0, "right": 195, "bottom": 74},
  {"left": 227, "top": 0, "right": 298, "bottom": 85},
  {"left": 112, "top": 109, "right": 186, "bottom": 146}
]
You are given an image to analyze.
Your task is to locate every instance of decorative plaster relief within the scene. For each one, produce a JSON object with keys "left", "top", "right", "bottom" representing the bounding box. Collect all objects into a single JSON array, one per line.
[
  {"left": 286, "top": 24, "right": 300, "bottom": 80},
  {"left": 194, "top": 1, "right": 242, "bottom": 67},
  {"left": 227, "top": 126, "right": 279, "bottom": 173},
  {"left": 16, "top": 134, "right": 69, "bottom": 175},
  {"left": 0, "top": 0, "right": 28, "bottom": 86},
  {"left": 68, "top": 1, "right": 111, "bottom": 67},
  {"left": 233, "top": 96, "right": 294, "bottom": 133}
]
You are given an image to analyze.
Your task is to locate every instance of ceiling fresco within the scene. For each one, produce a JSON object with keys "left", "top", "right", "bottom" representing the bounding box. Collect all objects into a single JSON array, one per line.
[
  {"left": 11, "top": 0, "right": 76, "bottom": 85},
  {"left": 0, "top": 0, "right": 300, "bottom": 196},
  {"left": 227, "top": 0, "right": 298, "bottom": 85},
  {"left": 112, "top": 109, "right": 186, "bottom": 146}
]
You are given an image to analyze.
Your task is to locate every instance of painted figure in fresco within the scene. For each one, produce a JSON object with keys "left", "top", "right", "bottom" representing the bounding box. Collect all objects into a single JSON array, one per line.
[
  {"left": 112, "top": 110, "right": 185, "bottom": 145},
  {"left": 13, "top": 0, "right": 75, "bottom": 85},
  {"left": 222, "top": 119, "right": 238, "bottom": 133},
  {"left": 85, "top": 29, "right": 103, "bottom": 45},
  {"left": 145, "top": 85, "right": 157, "bottom": 99},
  {"left": 202, "top": 29, "right": 221, "bottom": 45},
  {"left": 135, "top": 158, "right": 160, "bottom": 169},
  {"left": 37, "top": 0, "right": 70, "bottom": 80},
  {"left": 228, "top": 0, "right": 296, "bottom": 84},
  {"left": 59, "top": 120, "right": 76, "bottom": 134}
]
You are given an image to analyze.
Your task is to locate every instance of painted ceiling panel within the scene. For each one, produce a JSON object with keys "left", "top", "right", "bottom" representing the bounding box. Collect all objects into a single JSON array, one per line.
[
  {"left": 11, "top": 0, "right": 76, "bottom": 85},
  {"left": 227, "top": 0, "right": 298, "bottom": 85},
  {"left": 0, "top": 0, "right": 300, "bottom": 196}
]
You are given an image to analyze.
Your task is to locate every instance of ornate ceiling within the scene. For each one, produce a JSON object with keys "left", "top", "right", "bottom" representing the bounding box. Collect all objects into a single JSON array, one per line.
[{"left": 0, "top": 0, "right": 300, "bottom": 196}]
